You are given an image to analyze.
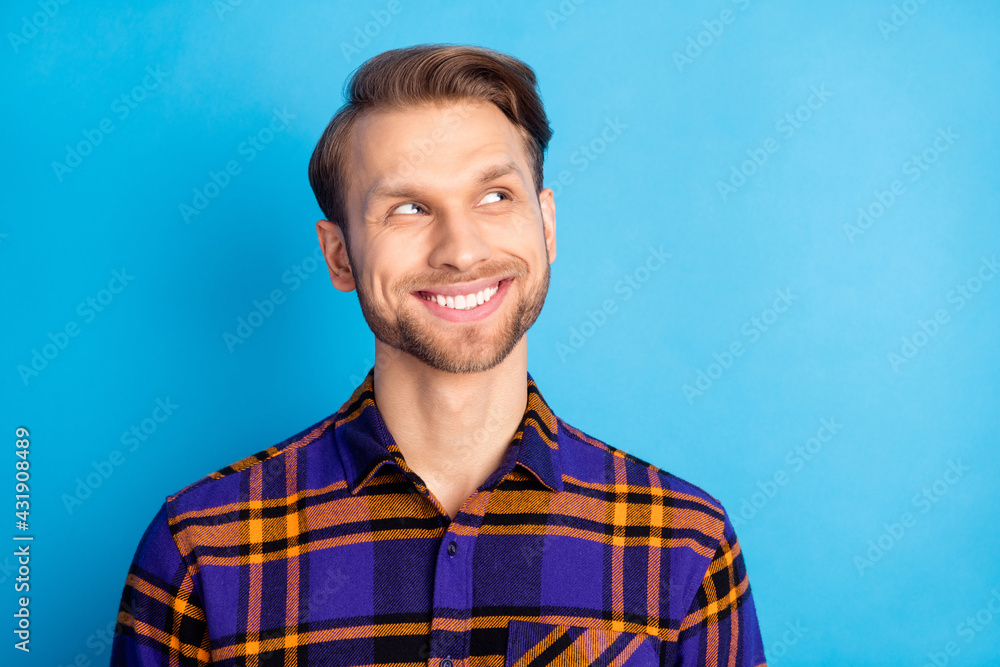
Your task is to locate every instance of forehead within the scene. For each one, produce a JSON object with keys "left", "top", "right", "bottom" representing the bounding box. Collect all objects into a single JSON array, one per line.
[{"left": 346, "top": 100, "right": 532, "bottom": 206}]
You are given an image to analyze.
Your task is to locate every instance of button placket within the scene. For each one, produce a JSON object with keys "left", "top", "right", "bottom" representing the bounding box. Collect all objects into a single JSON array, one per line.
[
  {"left": 428, "top": 523, "right": 467, "bottom": 661},
  {"left": 428, "top": 490, "right": 493, "bottom": 665}
]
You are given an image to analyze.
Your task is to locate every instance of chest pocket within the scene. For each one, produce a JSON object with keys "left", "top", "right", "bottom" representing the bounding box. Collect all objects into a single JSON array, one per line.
[{"left": 504, "top": 620, "right": 661, "bottom": 666}]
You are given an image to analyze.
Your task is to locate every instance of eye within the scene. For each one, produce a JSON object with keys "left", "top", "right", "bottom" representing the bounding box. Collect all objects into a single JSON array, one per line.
[
  {"left": 478, "top": 191, "right": 510, "bottom": 205},
  {"left": 391, "top": 202, "right": 425, "bottom": 215}
]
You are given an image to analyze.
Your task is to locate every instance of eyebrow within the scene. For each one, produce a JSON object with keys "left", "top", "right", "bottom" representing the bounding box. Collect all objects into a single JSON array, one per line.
[{"left": 363, "top": 160, "right": 525, "bottom": 213}]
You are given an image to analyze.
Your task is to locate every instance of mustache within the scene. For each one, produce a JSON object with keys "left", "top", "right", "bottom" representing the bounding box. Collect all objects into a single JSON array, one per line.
[{"left": 395, "top": 259, "right": 529, "bottom": 292}]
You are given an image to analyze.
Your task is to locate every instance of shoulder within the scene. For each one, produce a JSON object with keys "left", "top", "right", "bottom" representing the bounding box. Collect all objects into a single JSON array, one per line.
[
  {"left": 556, "top": 416, "right": 729, "bottom": 537},
  {"left": 163, "top": 410, "right": 341, "bottom": 517}
]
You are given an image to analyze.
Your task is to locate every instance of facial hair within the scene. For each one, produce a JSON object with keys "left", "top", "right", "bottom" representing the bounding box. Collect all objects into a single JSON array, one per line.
[{"left": 351, "top": 248, "right": 550, "bottom": 374}]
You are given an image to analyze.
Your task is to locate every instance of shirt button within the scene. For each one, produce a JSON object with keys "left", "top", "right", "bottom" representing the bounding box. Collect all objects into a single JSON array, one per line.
[
  {"left": 447, "top": 540, "right": 457, "bottom": 556},
  {"left": 442, "top": 659, "right": 453, "bottom": 667}
]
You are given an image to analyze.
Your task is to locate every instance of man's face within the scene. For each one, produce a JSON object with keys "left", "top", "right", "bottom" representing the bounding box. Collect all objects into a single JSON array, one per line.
[{"left": 318, "top": 99, "right": 556, "bottom": 374}]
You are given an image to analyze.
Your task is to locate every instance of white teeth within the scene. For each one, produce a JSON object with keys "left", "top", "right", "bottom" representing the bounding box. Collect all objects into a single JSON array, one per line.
[{"left": 420, "top": 282, "right": 501, "bottom": 310}]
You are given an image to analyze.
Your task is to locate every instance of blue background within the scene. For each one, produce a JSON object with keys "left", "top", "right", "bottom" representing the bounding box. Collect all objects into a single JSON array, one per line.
[{"left": 3, "top": 1, "right": 999, "bottom": 665}]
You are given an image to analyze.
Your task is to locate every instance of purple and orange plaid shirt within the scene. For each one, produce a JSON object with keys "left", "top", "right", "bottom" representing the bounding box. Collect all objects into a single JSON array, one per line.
[{"left": 111, "top": 368, "right": 767, "bottom": 666}]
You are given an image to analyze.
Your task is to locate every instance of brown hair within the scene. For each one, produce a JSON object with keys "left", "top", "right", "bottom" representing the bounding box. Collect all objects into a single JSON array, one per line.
[{"left": 307, "top": 43, "right": 552, "bottom": 248}]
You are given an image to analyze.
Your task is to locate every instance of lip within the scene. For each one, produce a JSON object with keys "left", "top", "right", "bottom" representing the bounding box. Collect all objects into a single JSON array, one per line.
[
  {"left": 411, "top": 275, "right": 511, "bottom": 298},
  {"left": 413, "top": 277, "right": 513, "bottom": 323}
]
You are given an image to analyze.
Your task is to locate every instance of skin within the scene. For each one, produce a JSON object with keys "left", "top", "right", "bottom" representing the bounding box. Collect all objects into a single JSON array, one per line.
[{"left": 316, "top": 99, "right": 557, "bottom": 520}]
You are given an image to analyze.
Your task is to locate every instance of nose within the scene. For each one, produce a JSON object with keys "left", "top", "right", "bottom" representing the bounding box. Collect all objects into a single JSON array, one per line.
[{"left": 426, "top": 207, "right": 491, "bottom": 273}]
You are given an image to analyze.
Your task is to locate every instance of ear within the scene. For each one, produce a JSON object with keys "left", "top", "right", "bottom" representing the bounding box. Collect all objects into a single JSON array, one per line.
[
  {"left": 538, "top": 188, "right": 557, "bottom": 264},
  {"left": 316, "top": 220, "right": 357, "bottom": 292}
]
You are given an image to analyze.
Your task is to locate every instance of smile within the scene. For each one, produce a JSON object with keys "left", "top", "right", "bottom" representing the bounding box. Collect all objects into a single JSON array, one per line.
[
  {"left": 419, "top": 281, "right": 500, "bottom": 310},
  {"left": 413, "top": 277, "right": 513, "bottom": 322}
]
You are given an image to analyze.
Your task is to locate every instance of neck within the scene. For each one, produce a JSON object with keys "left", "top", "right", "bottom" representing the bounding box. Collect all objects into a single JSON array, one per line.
[{"left": 371, "top": 338, "right": 528, "bottom": 518}]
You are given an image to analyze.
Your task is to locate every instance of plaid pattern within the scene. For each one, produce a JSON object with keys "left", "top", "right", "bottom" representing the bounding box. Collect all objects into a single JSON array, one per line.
[{"left": 112, "top": 368, "right": 767, "bottom": 666}]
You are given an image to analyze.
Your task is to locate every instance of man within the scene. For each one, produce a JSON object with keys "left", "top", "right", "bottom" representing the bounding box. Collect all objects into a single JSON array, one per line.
[{"left": 112, "top": 44, "right": 767, "bottom": 666}]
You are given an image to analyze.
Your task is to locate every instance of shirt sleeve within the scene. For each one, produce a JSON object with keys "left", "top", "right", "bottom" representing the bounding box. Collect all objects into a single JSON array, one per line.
[
  {"left": 676, "top": 510, "right": 768, "bottom": 666},
  {"left": 111, "top": 501, "right": 212, "bottom": 666}
]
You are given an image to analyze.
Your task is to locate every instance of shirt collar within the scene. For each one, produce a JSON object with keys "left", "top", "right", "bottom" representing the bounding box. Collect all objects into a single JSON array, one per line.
[{"left": 334, "top": 367, "right": 564, "bottom": 496}]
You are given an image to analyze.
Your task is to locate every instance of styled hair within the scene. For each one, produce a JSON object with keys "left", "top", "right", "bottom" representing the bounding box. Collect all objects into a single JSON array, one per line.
[{"left": 307, "top": 43, "right": 552, "bottom": 246}]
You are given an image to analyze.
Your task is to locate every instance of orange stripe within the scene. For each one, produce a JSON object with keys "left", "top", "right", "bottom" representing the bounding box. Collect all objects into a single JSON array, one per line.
[
  {"left": 646, "top": 466, "right": 663, "bottom": 637},
  {"left": 285, "top": 445, "right": 300, "bottom": 652},
  {"left": 171, "top": 479, "right": 348, "bottom": 525},
  {"left": 678, "top": 576, "right": 751, "bottom": 631},
  {"left": 129, "top": 618, "right": 211, "bottom": 663},
  {"left": 509, "top": 625, "right": 564, "bottom": 667},
  {"left": 245, "top": 463, "right": 263, "bottom": 667},
  {"left": 209, "top": 622, "right": 430, "bottom": 662},
  {"left": 610, "top": 452, "right": 627, "bottom": 632},
  {"left": 177, "top": 512, "right": 720, "bottom": 569},
  {"left": 125, "top": 573, "right": 189, "bottom": 611},
  {"left": 169, "top": 416, "right": 338, "bottom": 501}
]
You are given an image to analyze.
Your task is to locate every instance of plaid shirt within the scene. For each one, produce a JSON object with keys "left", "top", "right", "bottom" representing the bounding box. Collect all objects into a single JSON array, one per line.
[{"left": 112, "top": 368, "right": 767, "bottom": 666}]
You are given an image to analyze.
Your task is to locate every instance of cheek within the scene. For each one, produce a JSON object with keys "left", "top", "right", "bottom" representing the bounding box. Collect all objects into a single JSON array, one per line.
[
  {"left": 512, "top": 211, "right": 546, "bottom": 246},
  {"left": 517, "top": 230, "right": 549, "bottom": 267},
  {"left": 487, "top": 215, "right": 542, "bottom": 250},
  {"left": 367, "top": 241, "right": 419, "bottom": 299}
]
